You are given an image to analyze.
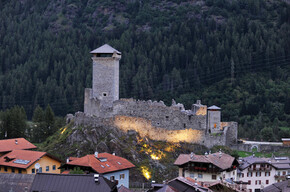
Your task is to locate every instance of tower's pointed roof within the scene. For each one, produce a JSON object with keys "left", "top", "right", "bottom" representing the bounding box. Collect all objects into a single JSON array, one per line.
[
  {"left": 90, "top": 44, "right": 121, "bottom": 54},
  {"left": 208, "top": 105, "right": 221, "bottom": 110}
]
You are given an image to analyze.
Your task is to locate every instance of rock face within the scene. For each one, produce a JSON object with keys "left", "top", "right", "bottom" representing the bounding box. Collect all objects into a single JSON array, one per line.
[{"left": 49, "top": 118, "right": 208, "bottom": 182}]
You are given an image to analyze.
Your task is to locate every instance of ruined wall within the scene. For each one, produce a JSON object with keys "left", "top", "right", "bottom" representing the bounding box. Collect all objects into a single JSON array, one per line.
[
  {"left": 112, "top": 99, "right": 207, "bottom": 131},
  {"left": 84, "top": 88, "right": 101, "bottom": 116}
]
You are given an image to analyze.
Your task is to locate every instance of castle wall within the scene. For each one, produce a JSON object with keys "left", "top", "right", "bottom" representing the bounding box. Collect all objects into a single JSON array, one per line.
[
  {"left": 84, "top": 88, "right": 101, "bottom": 116},
  {"left": 112, "top": 99, "right": 207, "bottom": 131}
]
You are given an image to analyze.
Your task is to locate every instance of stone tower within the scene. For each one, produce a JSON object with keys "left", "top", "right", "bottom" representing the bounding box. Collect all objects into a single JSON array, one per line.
[
  {"left": 207, "top": 105, "right": 221, "bottom": 133},
  {"left": 90, "top": 44, "right": 121, "bottom": 108}
]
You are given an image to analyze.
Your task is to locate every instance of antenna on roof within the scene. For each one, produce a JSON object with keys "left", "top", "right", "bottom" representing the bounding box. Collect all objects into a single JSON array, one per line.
[{"left": 219, "top": 149, "right": 222, "bottom": 158}]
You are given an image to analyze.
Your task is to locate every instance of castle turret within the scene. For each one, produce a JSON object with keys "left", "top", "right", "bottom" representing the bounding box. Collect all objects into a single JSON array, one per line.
[
  {"left": 207, "top": 105, "right": 221, "bottom": 133},
  {"left": 90, "top": 44, "right": 121, "bottom": 108}
]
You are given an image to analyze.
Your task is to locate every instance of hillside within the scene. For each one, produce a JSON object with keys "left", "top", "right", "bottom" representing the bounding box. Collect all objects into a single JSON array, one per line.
[{"left": 0, "top": 0, "right": 289, "bottom": 141}]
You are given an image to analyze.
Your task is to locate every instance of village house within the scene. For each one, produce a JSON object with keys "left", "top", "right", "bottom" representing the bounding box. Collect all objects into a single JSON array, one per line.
[
  {"left": 0, "top": 138, "right": 37, "bottom": 157},
  {"left": 61, "top": 152, "right": 135, "bottom": 188},
  {"left": 0, "top": 149, "right": 62, "bottom": 174},
  {"left": 261, "top": 176, "right": 290, "bottom": 192},
  {"left": 237, "top": 156, "right": 290, "bottom": 192},
  {"left": 174, "top": 151, "right": 239, "bottom": 183}
]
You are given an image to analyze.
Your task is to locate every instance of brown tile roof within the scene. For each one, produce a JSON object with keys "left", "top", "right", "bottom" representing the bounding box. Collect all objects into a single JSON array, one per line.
[
  {"left": 0, "top": 150, "right": 60, "bottom": 169},
  {"left": 174, "top": 152, "right": 235, "bottom": 170},
  {"left": 65, "top": 153, "right": 135, "bottom": 174},
  {"left": 0, "top": 138, "right": 37, "bottom": 153}
]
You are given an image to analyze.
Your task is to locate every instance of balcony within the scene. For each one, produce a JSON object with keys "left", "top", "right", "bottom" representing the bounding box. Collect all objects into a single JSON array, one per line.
[{"left": 248, "top": 167, "right": 271, "bottom": 171}]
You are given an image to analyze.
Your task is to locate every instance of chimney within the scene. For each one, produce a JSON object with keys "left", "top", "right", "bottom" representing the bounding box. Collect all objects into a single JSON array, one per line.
[
  {"left": 112, "top": 152, "right": 115, "bottom": 156},
  {"left": 66, "top": 158, "right": 69, "bottom": 163},
  {"left": 15, "top": 139, "right": 18, "bottom": 145},
  {"left": 94, "top": 152, "right": 98, "bottom": 158},
  {"left": 190, "top": 152, "right": 194, "bottom": 159},
  {"left": 196, "top": 100, "right": 201, "bottom": 105},
  {"left": 219, "top": 149, "right": 222, "bottom": 158},
  {"left": 205, "top": 152, "right": 208, "bottom": 158},
  {"left": 94, "top": 174, "right": 100, "bottom": 183}
]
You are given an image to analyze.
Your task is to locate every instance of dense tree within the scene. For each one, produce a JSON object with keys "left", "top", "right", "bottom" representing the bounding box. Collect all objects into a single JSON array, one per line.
[{"left": 0, "top": 0, "right": 289, "bottom": 141}]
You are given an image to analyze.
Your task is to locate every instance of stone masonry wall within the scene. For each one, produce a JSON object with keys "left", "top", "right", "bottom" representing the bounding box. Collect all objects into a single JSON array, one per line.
[{"left": 112, "top": 99, "right": 207, "bottom": 131}]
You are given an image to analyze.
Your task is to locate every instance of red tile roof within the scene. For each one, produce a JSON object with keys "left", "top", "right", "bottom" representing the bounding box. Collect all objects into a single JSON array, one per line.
[
  {"left": 0, "top": 138, "right": 37, "bottom": 153},
  {"left": 65, "top": 153, "right": 135, "bottom": 174},
  {"left": 174, "top": 152, "right": 235, "bottom": 170},
  {"left": 0, "top": 150, "right": 61, "bottom": 169},
  {"left": 0, "top": 150, "right": 46, "bottom": 169}
]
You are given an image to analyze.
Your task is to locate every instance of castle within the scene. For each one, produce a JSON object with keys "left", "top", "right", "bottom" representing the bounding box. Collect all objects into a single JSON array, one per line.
[{"left": 74, "top": 44, "right": 237, "bottom": 148}]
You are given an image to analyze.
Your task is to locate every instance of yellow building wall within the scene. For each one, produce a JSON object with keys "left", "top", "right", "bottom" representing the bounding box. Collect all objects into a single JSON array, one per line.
[{"left": 0, "top": 155, "right": 61, "bottom": 174}]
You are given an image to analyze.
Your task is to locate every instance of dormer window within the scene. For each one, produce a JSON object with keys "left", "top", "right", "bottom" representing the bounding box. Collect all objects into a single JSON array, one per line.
[
  {"left": 106, "top": 164, "right": 110, "bottom": 167},
  {"left": 117, "top": 162, "right": 122, "bottom": 165},
  {"left": 101, "top": 165, "right": 105, "bottom": 168}
]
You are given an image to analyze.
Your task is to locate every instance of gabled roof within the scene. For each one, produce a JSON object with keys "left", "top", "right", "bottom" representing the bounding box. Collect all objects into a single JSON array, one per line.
[
  {"left": 90, "top": 44, "right": 121, "bottom": 54},
  {"left": 262, "top": 179, "right": 290, "bottom": 192},
  {"left": 0, "top": 150, "right": 61, "bottom": 169},
  {"left": 239, "top": 156, "right": 290, "bottom": 170},
  {"left": 118, "top": 185, "right": 133, "bottom": 192},
  {"left": 239, "top": 156, "right": 273, "bottom": 170},
  {"left": 168, "top": 177, "right": 211, "bottom": 192},
  {"left": 64, "top": 153, "right": 135, "bottom": 174},
  {"left": 174, "top": 152, "right": 235, "bottom": 170},
  {"left": 0, "top": 173, "right": 35, "bottom": 192},
  {"left": 0, "top": 138, "right": 37, "bottom": 153},
  {"left": 30, "top": 173, "right": 118, "bottom": 192}
]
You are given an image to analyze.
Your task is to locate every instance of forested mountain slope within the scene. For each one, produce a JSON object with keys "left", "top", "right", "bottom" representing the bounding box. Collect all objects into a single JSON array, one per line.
[{"left": 0, "top": 0, "right": 289, "bottom": 140}]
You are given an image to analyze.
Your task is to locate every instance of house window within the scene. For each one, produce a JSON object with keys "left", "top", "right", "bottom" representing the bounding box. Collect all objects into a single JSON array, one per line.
[
  {"left": 53, "top": 165, "right": 56, "bottom": 170},
  {"left": 247, "top": 172, "right": 252, "bottom": 177},
  {"left": 212, "top": 175, "right": 217, "bottom": 180},
  {"left": 190, "top": 173, "right": 194, "bottom": 178},
  {"left": 249, "top": 190, "right": 252, "bottom": 192},
  {"left": 266, "top": 180, "right": 269, "bottom": 184},
  {"left": 120, "top": 174, "right": 125, "bottom": 180},
  {"left": 184, "top": 123, "right": 186, "bottom": 128},
  {"left": 242, "top": 173, "right": 244, "bottom": 177},
  {"left": 265, "top": 172, "right": 270, "bottom": 176},
  {"left": 18, "top": 169, "right": 22, "bottom": 174},
  {"left": 46, "top": 166, "right": 49, "bottom": 172},
  {"left": 110, "top": 176, "right": 115, "bottom": 181},
  {"left": 11, "top": 168, "right": 15, "bottom": 173},
  {"left": 38, "top": 167, "right": 42, "bottom": 173},
  {"left": 198, "top": 173, "right": 203, "bottom": 178},
  {"left": 4, "top": 167, "right": 7, "bottom": 172},
  {"left": 256, "top": 172, "right": 261, "bottom": 177},
  {"left": 277, "top": 171, "right": 280, "bottom": 176},
  {"left": 32, "top": 168, "right": 35, "bottom": 174},
  {"left": 248, "top": 180, "right": 251, "bottom": 185},
  {"left": 282, "top": 171, "right": 286, "bottom": 175}
]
